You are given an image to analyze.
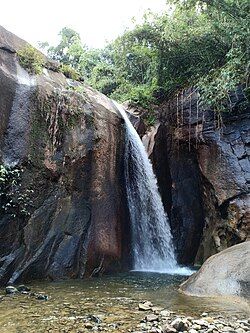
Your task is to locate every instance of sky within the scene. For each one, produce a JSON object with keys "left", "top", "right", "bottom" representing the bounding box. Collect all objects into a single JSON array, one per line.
[{"left": 0, "top": 0, "right": 167, "bottom": 49}]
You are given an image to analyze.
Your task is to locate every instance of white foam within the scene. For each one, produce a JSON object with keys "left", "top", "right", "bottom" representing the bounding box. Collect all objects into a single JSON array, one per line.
[{"left": 131, "top": 267, "right": 195, "bottom": 277}]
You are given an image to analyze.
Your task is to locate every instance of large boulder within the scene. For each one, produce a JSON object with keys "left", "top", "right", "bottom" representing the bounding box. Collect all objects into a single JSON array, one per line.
[
  {"left": 0, "top": 26, "right": 130, "bottom": 284},
  {"left": 179, "top": 241, "right": 250, "bottom": 298}
]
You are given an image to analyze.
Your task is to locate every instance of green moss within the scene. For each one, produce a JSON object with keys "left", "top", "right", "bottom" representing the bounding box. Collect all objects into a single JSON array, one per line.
[
  {"left": 18, "top": 45, "right": 45, "bottom": 75},
  {"left": 59, "top": 64, "right": 81, "bottom": 81}
]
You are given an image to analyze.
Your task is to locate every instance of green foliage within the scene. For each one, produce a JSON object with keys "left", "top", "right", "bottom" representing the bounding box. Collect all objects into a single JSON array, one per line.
[
  {"left": 0, "top": 165, "right": 33, "bottom": 218},
  {"left": 144, "top": 110, "right": 157, "bottom": 127},
  {"left": 168, "top": 0, "right": 250, "bottom": 110},
  {"left": 18, "top": 45, "right": 45, "bottom": 74},
  {"left": 44, "top": 1, "right": 249, "bottom": 111},
  {"left": 111, "top": 82, "right": 157, "bottom": 108},
  {"left": 46, "top": 27, "right": 86, "bottom": 69},
  {"left": 90, "top": 62, "right": 118, "bottom": 96}
]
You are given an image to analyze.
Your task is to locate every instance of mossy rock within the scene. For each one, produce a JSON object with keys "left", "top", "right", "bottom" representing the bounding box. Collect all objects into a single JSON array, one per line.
[{"left": 17, "top": 45, "right": 45, "bottom": 75}]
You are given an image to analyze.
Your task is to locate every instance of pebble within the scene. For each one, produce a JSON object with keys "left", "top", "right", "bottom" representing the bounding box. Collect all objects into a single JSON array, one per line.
[
  {"left": 171, "top": 318, "right": 190, "bottom": 331},
  {"left": 162, "top": 323, "right": 177, "bottom": 333},
  {"left": 88, "top": 315, "right": 102, "bottom": 323},
  {"left": 36, "top": 294, "right": 49, "bottom": 301},
  {"left": 138, "top": 301, "right": 152, "bottom": 311},
  {"left": 201, "top": 312, "right": 208, "bottom": 317},
  {"left": 193, "top": 319, "right": 209, "bottom": 327},
  {"left": 5, "top": 286, "right": 18, "bottom": 294},
  {"left": 205, "top": 317, "right": 215, "bottom": 323},
  {"left": 85, "top": 323, "right": 94, "bottom": 329},
  {"left": 191, "top": 324, "right": 201, "bottom": 330},
  {"left": 160, "top": 310, "right": 172, "bottom": 317},
  {"left": 222, "top": 327, "right": 235, "bottom": 332},
  {"left": 149, "top": 328, "right": 161, "bottom": 333},
  {"left": 17, "top": 284, "right": 31, "bottom": 292},
  {"left": 235, "top": 328, "right": 246, "bottom": 333},
  {"left": 152, "top": 306, "right": 164, "bottom": 313},
  {"left": 146, "top": 314, "right": 159, "bottom": 322}
]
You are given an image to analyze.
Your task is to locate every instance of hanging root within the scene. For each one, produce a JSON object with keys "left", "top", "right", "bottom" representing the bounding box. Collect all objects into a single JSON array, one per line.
[
  {"left": 188, "top": 90, "right": 192, "bottom": 152},
  {"left": 195, "top": 92, "right": 200, "bottom": 148},
  {"left": 176, "top": 92, "right": 180, "bottom": 157}
]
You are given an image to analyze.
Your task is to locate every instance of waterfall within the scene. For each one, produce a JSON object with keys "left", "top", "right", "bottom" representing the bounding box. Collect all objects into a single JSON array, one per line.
[{"left": 114, "top": 102, "right": 185, "bottom": 273}]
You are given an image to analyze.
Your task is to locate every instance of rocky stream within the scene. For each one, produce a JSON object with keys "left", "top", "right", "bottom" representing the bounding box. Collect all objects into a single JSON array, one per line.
[{"left": 0, "top": 273, "right": 249, "bottom": 333}]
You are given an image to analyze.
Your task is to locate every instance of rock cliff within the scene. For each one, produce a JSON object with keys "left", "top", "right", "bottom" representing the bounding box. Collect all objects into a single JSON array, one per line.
[
  {"left": 141, "top": 88, "right": 249, "bottom": 264},
  {"left": 0, "top": 26, "right": 129, "bottom": 285},
  {"left": 0, "top": 26, "right": 249, "bottom": 285}
]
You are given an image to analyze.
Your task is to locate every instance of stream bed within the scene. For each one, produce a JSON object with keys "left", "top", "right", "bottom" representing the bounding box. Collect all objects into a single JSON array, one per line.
[{"left": 0, "top": 272, "right": 249, "bottom": 333}]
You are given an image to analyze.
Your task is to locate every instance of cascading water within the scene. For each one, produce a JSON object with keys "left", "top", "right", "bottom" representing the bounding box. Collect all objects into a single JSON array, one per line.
[{"left": 114, "top": 102, "right": 185, "bottom": 273}]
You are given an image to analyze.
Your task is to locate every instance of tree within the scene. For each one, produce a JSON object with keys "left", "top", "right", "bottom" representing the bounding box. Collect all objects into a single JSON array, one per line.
[
  {"left": 43, "top": 1, "right": 249, "bottom": 110},
  {"left": 47, "top": 27, "right": 86, "bottom": 70}
]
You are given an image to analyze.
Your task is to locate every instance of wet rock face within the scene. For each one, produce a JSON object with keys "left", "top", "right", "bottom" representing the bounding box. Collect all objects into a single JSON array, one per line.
[
  {"left": 0, "top": 26, "right": 129, "bottom": 285},
  {"left": 145, "top": 87, "right": 249, "bottom": 264}
]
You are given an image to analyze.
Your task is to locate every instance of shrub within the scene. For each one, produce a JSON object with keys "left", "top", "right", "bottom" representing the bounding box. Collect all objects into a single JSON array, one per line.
[{"left": 0, "top": 165, "right": 34, "bottom": 218}]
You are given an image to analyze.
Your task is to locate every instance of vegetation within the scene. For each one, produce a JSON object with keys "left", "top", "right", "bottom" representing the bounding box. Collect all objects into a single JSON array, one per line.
[
  {"left": 59, "top": 63, "right": 82, "bottom": 81},
  {"left": 0, "top": 165, "right": 33, "bottom": 218},
  {"left": 18, "top": 45, "right": 45, "bottom": 74},
  {"left": 41, "top": 0, "right": 249, "bottom": 111}
]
